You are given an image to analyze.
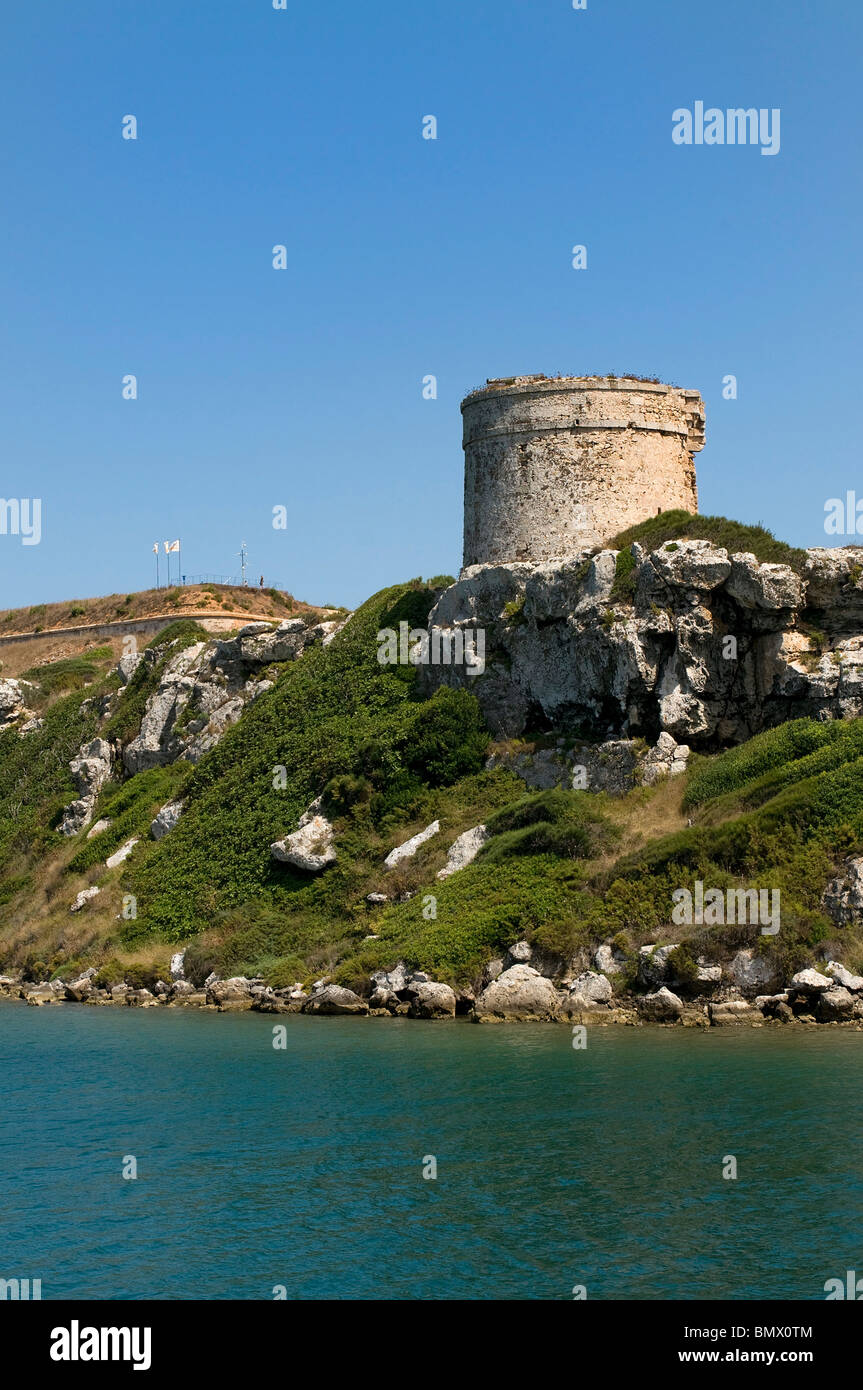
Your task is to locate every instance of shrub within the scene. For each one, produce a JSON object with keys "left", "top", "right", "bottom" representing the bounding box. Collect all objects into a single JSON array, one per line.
[
  {"left": 402, "top": 688, "right": 489, "bottom": 787},
  {"left": 610, "top": 547, "right": 637, "bottom": 603},
  {"left": 605, "top": 510, "right": 806, "bottom": 572}
]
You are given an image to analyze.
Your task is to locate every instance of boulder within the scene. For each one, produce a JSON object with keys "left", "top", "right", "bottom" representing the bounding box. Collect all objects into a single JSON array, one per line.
[
  {"left": 482, "top": 958, "right": 504, "bottom": 986},
  {"left": 725, "top": 554, "right": 802, "bottom": 611},
  {"left": 370, "top": 961, "right": 410, "bottom": 996},
  {"left": 117, "top": 651, "right": 143, "bottom": 684},
  {"left": 503, "top": 940, "right": 533, "bottom": 968},
  {"left": 568, "top": 971, "right": 613, "bottom": 1008},
  {"left": 473, "top": 964, "right": 562, "bottom": 1022},
  {"left": 730, "top": 949, "right": 781, "bottom": 995},
  {"left": 637, "top": 944, "right": 679, "bottom": 990},
  {"left": 815, "top": 987, "right": 857, "bottom": 1022},
  {"left": 125, "top": 988, "right": 158, "bottom": 1007},
  {"left": 636, "top": 986, "right": 683, "bottom": 1022},
  {"left": 709, "top": 998, "right": 761, "bottom": 1025},
  {"left": 789, "top": 968, "right": 833, "bottom": 994},
  {"left": 70, "top": 885, "right": 100, "bottom": 912},
  {"left": 0, "top": 677, "right": 32, "bottom": 728},
  {"left": 106, "top": 837, "right": 139, "bottom": 869},
  {"left": 593, "top": 943, "right": 624, "bottom": 975},
  {"left": 65, "top": 975, "right": 95, "bottom": 1002},
  {"left": 86, "top": 818, "right": 111, "bottom": 840},
  {"left": 58, "top": 739, "right": 113, "bottom": 836},
  {"left": 207, "top": 977, "right": 254, "bottom": 1009},
  {"left": 302, "top": 985, "right": 368, "bottom": 1016},
  {"left": 24, "top": 984, "right": 63, "bottom": 1006},
  {"left": 757, "top": 992, "right": 791, "bottom": 1018},
  {"left": 408, "top": 982, "right": 457, "bottom": 1018},
  {"left": 436, "top": 824, "right": 488, "bottom": 879},
  {"left": 696, "top": 963, "right": 723, "bottom": 986},
  {"left": 641, "top": 731, "right": 691, "bottom": 785},
  {"left": 384, "top": 820, "right": 440, "bottom": 869},
  {"left": 150, "top": 800, "right": 185, "bottom": 840},
  {"left": 271, "top": 801, "right": 337, "bottom": 872},
  {"left": 170, "top": 951, "right": 186, "bottom": 980},
  {"left": 825, "top": 960, "right": 863, "bottom": 992}
]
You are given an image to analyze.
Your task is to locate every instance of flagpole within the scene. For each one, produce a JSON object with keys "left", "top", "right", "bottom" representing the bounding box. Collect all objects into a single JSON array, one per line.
[{"left": 155, "top": 545, "right": 160, "bottom": 590}]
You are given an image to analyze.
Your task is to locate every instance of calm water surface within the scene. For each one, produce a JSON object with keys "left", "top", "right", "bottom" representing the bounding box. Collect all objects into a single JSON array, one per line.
[{"left": 1, "top": 1000, "right": 860, "bottom": 1300}]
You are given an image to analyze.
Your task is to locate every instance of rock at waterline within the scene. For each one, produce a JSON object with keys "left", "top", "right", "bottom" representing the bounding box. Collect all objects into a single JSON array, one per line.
[
  {"left": 302, "top": 985, "right": 368, "bottom": 1016},
  {"left": 473, "top": 964, "right": 562, "bottom": 1023}
]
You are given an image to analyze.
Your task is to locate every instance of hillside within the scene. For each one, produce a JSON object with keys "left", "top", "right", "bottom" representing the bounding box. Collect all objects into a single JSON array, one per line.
[
  {"left": 0, "top": 583, "right": 342, "bottom": 680},
  {"left": 2, "top": 524, "right": 863, "bottom": 1026},
  {"left": 0, "top": 581, "right": 332, "bottom": 635}
]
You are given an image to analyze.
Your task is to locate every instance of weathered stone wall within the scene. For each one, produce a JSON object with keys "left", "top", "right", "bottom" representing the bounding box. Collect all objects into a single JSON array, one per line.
[{"left": 462, "top": 375, "right": 704, "bottom": 567}]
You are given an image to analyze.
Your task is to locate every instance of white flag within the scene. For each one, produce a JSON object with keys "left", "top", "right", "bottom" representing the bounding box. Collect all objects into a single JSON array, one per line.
[
  {"left": 164, "top": 539, "right": 180, "bottom": 553},
  {"left": 152, "top": 543, "right": 159, "bottom": 554}
]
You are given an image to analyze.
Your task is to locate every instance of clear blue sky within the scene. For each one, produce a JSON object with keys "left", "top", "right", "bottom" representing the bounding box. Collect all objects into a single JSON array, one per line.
[{"left": 1, "top": 0, "right": 860, "bottom": 611}]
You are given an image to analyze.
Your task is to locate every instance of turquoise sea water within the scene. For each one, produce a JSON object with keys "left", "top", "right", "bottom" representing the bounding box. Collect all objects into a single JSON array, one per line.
[{"left": 0, "top": 1001, "right": 860, "bottom": 1300}]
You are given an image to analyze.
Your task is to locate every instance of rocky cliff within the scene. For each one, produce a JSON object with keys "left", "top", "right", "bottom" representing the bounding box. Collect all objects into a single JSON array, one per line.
[{"left": 421, "top": 541, "right": 863, "bottom": 746}]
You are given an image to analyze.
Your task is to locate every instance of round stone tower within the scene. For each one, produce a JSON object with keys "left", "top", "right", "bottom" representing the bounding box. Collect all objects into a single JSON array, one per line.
[{"left": 461, "top": 374, "right": 705, "bottom": 568}]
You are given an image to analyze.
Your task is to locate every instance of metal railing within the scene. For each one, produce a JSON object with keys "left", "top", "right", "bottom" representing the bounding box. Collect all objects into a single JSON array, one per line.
[{"left": 167, "top": 574, "right": 293, "bottom": 593}]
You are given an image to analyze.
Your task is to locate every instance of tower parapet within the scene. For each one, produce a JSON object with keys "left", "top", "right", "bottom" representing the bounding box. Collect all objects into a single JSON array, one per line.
[{"left": 461, "top": 374, "right": 705, "bottom": 568}]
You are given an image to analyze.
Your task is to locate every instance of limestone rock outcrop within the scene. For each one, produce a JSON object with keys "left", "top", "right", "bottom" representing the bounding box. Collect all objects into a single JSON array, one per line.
[
  {"left": 271, "top": 800, "right": 337, "bottom": 872},
  {"left": 384, "top": 820, "right": 440, "bottom": 869},
  {"left": 421, "top": 543, "right": 863, "bottom": 746},
  {"left": 0, "top": 678, "right": 37, "bottom": 732},
  {"left": 473, "top": 964, "right": 563, "bottom": 1022},
  {"left": 436, "top": 825, "right": 488, "bottom": 878},
  {"left": 58, "top": 738, "right": 113, "bottom": 836},
  {"left": 150, "top": 800, "right": 185, "bottom": 841},
  {"left": 122, "top": 618, "right": 348, "bottom": 777}
]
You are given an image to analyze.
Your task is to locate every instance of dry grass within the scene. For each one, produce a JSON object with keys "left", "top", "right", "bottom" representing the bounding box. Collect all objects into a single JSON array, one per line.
[
  {"left": 593, "top": 775, "right": 689, "bottom": 868},
  {"left": 0, "top": 583, "right": 330, "bottom": 638},
  {"left": 0, "top": 584, "right": 342, "bottom": 677}
]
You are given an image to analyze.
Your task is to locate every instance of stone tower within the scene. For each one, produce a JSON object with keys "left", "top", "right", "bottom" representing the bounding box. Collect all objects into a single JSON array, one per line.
[{"left": 461, "top": 374, "right": 705, "bottom": 568}]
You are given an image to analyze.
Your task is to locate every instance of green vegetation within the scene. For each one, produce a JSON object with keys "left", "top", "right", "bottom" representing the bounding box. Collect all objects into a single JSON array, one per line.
[
  {"left": 68, "top": 762, "right": 193, "bottom": 872},
  {"left": 4, "top": 543, "right": 863, "bottom": 993},
  {"left": 123, "top": 584, "right": 489, "bottom": 945},
  {"left": 610, "top": 547, "right": 638, "bottom": 603},
  {"left": 503, "top": 595, "right": 526, "bottom": 623},
  {"left": 20, "top": 655, "right": 109, "bottom": 699},
  {"left": 479, "top": 789, "right": 617, "bottom": 863},
  {"left": 0, "top": 691, "right": 97, "bottom": 872},
  {"left": 605, "top": 510, "right": 807, "bottom": 572}
]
